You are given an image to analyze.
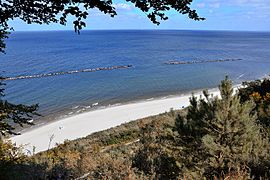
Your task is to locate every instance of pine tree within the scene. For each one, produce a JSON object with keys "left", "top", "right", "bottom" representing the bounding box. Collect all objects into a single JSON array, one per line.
[
  {"left": 202, "top": 77, "right": 267, "bottom": 178},
  {"left": 175, "top": 77, "right": 270, "bottom": 179}
]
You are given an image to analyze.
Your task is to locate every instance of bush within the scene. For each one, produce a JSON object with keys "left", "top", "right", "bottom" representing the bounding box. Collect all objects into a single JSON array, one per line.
[{"left": 239, "top": 78, "right": 270, "bottom": 129}]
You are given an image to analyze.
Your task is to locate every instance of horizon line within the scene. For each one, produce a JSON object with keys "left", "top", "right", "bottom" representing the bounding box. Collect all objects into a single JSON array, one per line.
[{"left": 12, "top": 29, "right": 270, "bottom": 33}]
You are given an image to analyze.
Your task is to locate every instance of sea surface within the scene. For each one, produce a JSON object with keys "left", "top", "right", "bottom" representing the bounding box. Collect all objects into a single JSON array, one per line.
[{"left": 1, "top": 30, "right": 270, "bottom": 122}]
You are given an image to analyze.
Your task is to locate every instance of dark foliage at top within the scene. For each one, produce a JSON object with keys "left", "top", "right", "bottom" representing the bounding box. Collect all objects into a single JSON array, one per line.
[{"left": 0, "top": 0, "right": 204, "bottom": 53}]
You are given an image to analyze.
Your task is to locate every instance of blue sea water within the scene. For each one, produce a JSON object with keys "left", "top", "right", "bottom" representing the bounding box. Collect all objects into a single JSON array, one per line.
[{"left": 1, "top": 30, "right": 270, "bottom": 120}]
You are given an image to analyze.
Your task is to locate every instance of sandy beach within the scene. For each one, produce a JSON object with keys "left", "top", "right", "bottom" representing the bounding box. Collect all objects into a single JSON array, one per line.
[{"left": 11, "top": 89, "right": 221, "bottom": 154}]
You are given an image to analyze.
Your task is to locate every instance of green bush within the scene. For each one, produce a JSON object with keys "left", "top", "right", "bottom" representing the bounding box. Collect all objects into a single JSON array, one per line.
[{"left": 175, "top": 77, "right": 270, "bottom": 179}]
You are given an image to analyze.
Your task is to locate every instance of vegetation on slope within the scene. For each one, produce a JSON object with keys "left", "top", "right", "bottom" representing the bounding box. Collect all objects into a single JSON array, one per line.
[{"left": 0, "top": 77, "right": 270, "bottom": 179}]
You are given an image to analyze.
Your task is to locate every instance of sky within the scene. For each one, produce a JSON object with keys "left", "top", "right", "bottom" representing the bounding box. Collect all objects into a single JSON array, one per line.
[{"left": 9, "top": 0, "right": 270, "bottom": 32}]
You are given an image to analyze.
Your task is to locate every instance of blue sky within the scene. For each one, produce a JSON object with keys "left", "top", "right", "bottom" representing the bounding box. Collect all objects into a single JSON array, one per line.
[{"left": 9, "top": 0, "right": 270, "bottom": 31}]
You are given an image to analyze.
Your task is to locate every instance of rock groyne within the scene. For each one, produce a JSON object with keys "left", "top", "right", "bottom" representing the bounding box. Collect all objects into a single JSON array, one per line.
[
  {"left": 165, "top": 58, "right": 242, "bottom": 65},
  {"left": 4, "top": 65, "right": 133, "bottom": 81}
]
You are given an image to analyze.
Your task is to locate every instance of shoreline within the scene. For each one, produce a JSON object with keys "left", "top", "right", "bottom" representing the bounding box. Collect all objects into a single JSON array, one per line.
[
  {"left": 10, "top": 84, "right": 243, "bottom": 154},
  {"left": 17, "top": 86, "right": 219, "bottom": 134},
  {"left": 30, "top": 82, "right": 244, "bottom": 129},
  {"left": 10, "top": 87, "right": 221, "bottom": 154}
]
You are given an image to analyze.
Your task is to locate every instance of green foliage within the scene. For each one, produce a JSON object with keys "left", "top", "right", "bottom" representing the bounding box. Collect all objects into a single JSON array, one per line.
[
  {"left": 0, "top": 79, "right": 39, "bottom": 136},
  {"left": 132, "top": 120, "right": 180, "bottom": 179},
  {"left": 175, "top": 76, "right": 270, "bottom": 179},
  {"left": 0, "top": 0, "right": 204, "bottom": 53},
  {"left": 102, "top": 129, "right": 139, "bottom": 146},
  {"left": 239, "top": 78, "right": 270, "bottom": 129},
  {"left": 0, "top": 78, "right": 269, "bottom": 179}
]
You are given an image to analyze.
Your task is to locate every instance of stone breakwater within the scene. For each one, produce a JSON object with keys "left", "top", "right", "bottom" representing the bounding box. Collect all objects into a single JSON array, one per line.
[
  {"left": 4, "top": 65, "right": 133, "bottom": 81},
  {"left": 3, "top": 59, "right": 242, "bottom": 81},
  {"left": 164, "top": 58, "right": 243, "bottom": 65}
]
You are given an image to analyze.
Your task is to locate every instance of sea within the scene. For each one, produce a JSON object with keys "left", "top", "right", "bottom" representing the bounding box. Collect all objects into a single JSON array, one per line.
[{"left": 1, "top": 30, "right": 270, "bottom": 123}]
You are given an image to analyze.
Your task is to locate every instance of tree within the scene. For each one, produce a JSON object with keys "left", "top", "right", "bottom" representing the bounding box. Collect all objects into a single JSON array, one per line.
[
  {"left": 0, "top": 78, "right": 39, "bottom": 137},
  {"left": 175, "top": 77, "right": 270, "bottom": 179},
  {"left": 239, "top": 79, "right": 270, "bottom": 130},
  {"left": 0, "top": 0, "right": 204, "bottom": 53},
  {"left": 0, "top": 28, "right": 8, "bottom": 53}
]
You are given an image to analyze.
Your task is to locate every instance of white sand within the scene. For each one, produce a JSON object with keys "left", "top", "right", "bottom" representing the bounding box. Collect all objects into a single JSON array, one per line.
[{"left": 11, "top": 89, "right": 220, "bottom": 154}]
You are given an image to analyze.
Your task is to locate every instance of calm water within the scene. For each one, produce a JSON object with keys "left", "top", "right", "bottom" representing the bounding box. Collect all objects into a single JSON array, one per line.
[{"left": 1, "top": 30, "right": 270, "bottom": 119}]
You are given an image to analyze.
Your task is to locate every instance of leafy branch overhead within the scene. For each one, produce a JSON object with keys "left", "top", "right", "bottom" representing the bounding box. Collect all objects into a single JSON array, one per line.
[{"left": 0, "top": 0, "right": 204, "bottom": 53}]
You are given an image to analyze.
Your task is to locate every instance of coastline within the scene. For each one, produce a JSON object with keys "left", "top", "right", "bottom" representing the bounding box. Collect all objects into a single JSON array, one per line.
[
  {"left": 10, "top": 87, "right": 222, "bottom": 154},
  {"left": 20, "top": 82, "right": 245, "bottom": 131},
  {"left": 17, "top": 86, "right": 218, "bottom": 134},
  {"left": 10, "top": 82, "right": 245, "bottom": 154},
  {"left": 15, "top": 85, "right": 221, "bottom": 135}
]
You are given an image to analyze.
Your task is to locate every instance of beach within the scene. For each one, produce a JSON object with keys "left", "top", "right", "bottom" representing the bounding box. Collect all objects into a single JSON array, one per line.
[
  {"left": 11, "top": 88, "right": 221, "bottom": 154},
  {"left": 3, "top": 30, "right": 269, "bottom": 120}
]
